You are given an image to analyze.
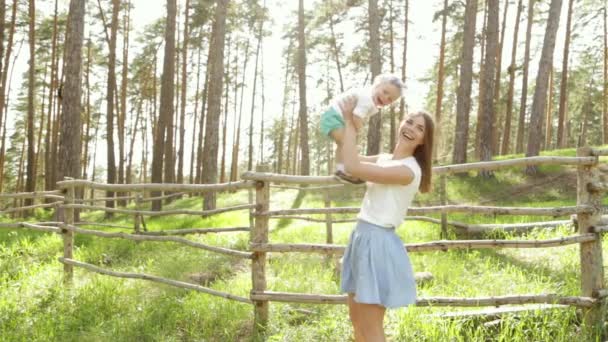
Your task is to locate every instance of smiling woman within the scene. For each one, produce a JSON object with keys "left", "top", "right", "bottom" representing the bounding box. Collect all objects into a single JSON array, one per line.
[{"left": 338, "top": 98, "right": 435, "bottom": 341}]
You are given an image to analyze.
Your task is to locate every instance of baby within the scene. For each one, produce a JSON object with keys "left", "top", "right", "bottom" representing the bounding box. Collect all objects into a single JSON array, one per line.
[{"left": 320, "top": 73, "right": 405, "bottom": 183}]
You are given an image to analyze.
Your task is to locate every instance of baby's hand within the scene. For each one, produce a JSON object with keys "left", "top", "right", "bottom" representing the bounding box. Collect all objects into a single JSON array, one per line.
[{"left": 339, "top": 95, "right": 357, "bottom": 121}]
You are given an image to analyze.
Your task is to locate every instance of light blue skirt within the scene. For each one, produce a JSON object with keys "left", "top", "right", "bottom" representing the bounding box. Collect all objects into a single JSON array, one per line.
[{"left": 340, "top": 220, "right": 417, "bottom": 308}]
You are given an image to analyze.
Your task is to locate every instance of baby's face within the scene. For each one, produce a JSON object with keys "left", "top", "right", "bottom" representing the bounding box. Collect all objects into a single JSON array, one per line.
[{"left": 372, "top": 83, "right": 401, "bottom": 108}]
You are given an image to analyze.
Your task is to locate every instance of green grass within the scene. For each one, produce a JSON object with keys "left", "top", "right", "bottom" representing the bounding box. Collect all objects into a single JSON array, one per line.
[{"left": 1, "top": 150, "right": 608, "bottom": 341}]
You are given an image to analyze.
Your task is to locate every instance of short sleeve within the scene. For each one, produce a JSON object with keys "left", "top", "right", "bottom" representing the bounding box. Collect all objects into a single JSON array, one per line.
[
  {"left": 353, "top": 90, "right": 377, "bottom": 118},
  {"left": 403, "top": 158, "right": 421, "bottom": 187}
]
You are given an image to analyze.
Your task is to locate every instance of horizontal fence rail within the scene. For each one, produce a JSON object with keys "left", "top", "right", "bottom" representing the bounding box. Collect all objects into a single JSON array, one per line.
[
  {"left": 261, "top": 205, "right": 593, "bottom": 217},
  {"left": 0, "top": 190, "right": 63, "bottom": 200},
  {"left": 56, "top": 179, "right": 256, "bottom": 192},
  {"left": 0, "top": 201, "right": 63, "bottom": 215},
  {"left": 59, "top": 258, "right": 252, "bottom": 304},
  {"left": 250, "top": 234, "right": 596, "bottom": 255},
  {"left": 0, "top": 222, "right": 61, "bottom": 233},
  {"left": 249, "top": 291, "right": 597, "bottom": 308},
  {"left": 61, "top": 203, "right": 256, "bottom": 217},
  {"left": 242, "top": 156, "right": 598, "bottom": 185},
  {"left": 136, "top": 227, "right": 251, "bottom": 236},
  {"left": 60, "top": 224, "right": 253, "bottom": 259}
]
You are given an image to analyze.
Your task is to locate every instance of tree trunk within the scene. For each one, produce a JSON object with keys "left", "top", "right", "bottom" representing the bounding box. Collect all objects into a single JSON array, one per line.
[
  {"left": 82, "top": 39, "right": 92, "bottom": 179},
  {"left": 556, "top": 0, "right": 574, "bottom": 148},
  {"left": 434, "top": 0, "right": 448, "bottom": 161},
  {"left": 0, "top": 38, "right": 19, "bottom": 193},
  {"left": 195, "top": 51, "right": 209, "bottom": 184},
  {"left": 491, "top": 0, "right": 509, "bottom": 155},
  {"left": 105, "top": 0, "right": 120, "bottom": 213},
  {"left": 44, "top": 0, "right": 57, "bottom": 191},
  {"left": 190, "top": 46, "right": 202, "bottom": 184},
  {"left": 126, "top": 99, "right": 142, "bottom": 184},
  {"left": 525, "top": 0, "right": 562, "bottom": 174},
  {"left": 501, "top": 0, "right": 522, "bottom": 155},
  {"left": 388, "top": 0, "right": 396, "bottom": 149},
  {"left": 276, "top": 41, "right": 292, "bottom": 175},
  {"left": 25, "top": 0, "right": 36, "bottom": 206},
  {"left": 163, "top": 0, "right": 177, "bottom": 187},
  {"left": 545, "top": 67, "right": 554, "bottom": 149},
  {"left": 366, "top": 0, "right": 381, "bottom": 156},
  {"left": 117, "top": 0, "right": 130, "bottom": 206},
  {"left": 453, "top": 0, "right": 478, "bottom": 164},
  {"left": 201, "top": 0, "right": 228, "bottom": 210},
  {"left": 604, "top": 0, "right": 608, "bottom": 144},
  {"left": 399, "top": 0, "right": 409, "bottom": 121},
  {"left": 177, "top": 0, "right": 190, "bottom": 184},
  {"left": 58, "top": 0, "right": 85, "bottom": 185},
  {"left": 516, "top": 0, "right": 535, "bottom": 153},
  {"left": 479, "top": 0, "right": 499, "bottom": 178},
  {"left": 230, "top": 37, "right": 250, "bottom": 181},
  {"left": 328, "top": 11, "right": 344, "bottom": 93},
  {"left": 258, "top": 42, "right": 265, "bottom": 163},
  {"left": 249, "top": 2, "right": 266, "bottom": 171},
  {"left": 475, "top": 0, "right": 489, "bottom": 159},
  {"left": 220, "top": 36, "right": 231, "bottom": 183},
  {"left": 151, "top": 0, "right": 176, "bottom": 210}
]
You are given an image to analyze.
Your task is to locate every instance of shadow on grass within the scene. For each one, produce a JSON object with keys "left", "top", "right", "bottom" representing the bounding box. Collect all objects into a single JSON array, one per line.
[
  {"left": 475, "top": 247, "right": 579, "bottom": 290},
  {"left": 274, "top": 190, "right": 309, "bottom": 231}
]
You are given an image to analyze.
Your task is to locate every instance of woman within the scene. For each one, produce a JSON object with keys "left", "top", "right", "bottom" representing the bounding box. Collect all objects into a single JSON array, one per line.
[{"left": 339, "top": 99, "right": 434, "bottom": 341}]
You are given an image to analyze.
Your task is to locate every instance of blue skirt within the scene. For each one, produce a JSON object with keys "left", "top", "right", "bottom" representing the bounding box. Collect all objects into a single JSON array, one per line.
[{"left": 340, "top": 220, "right": 417, "bottom": 308}]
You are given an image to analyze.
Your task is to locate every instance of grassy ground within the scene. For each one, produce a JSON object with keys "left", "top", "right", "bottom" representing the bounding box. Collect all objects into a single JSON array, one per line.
[{"left": 1, "top": 148, "right": 607, "bottom": 341}]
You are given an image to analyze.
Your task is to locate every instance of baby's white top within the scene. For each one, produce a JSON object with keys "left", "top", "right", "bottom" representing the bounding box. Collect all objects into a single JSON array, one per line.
[
  {"left": 357, "top": 154, "right": 421, "bottom": 228},
  {"left": 332, "top": 87, "right": 379, "bottom": 119}
]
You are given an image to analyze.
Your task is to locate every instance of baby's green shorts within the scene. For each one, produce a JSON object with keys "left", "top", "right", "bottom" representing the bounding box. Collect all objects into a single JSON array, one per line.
[{"left": 320, "top": 107, "right": 345, "bottom": 137}]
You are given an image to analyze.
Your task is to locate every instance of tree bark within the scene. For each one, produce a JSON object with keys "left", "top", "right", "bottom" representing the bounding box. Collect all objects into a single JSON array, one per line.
[
  {"left": 501, "top": 0, "right": 522, "bottom": 155},
  {"left": 516, "top": 0, "right": 535, "bottom": 153},
  {"left": 163, "top": 0, "right": 177, "bottom": 187},
  {"left": 366, "top": 0, "right": 381, "bottom": 156},
  {"left": 491, "top": 0, "right": 509, "bottom": 155},
  {"left": 201, "top": 0, "right": 228, "bottom": 209},
  {"left": 526, "top": 0, "right": 563, "bottom": 173},
  {"left": 556, "top": 0, "right": 574, "bottom": 148},
  {"left": 58, "top": 0, "right": 85, "bottom": 185},
  {"left": 475, "top": 0, "right": 489, "bottom": 159},
  {"left": 177, "top": 0, "right": 190, "bottom": 184},
  {"left": 105, "top": 0, "right": 120, "bottom": 213},
  {"left": 479, "top": 0, "right": 499, "bottom": 177},
  {"left": 151, "top": 0, "right": 176, "bottom": 210},
  {"left": 25, "top": 0, "right": 37, "bottom": 206},
  {"left": 453, "top": 0, "right": 478, "bottom": 164},
  {"left": 434, "top": 0, "right": 448, "bottom": 161},
  {"left": 399, "top": 0, "right": 409, "bottom": 121}
]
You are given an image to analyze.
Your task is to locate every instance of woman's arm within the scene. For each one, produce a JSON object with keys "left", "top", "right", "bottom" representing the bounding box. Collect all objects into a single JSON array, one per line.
[
  {"left": 340, "top": 97, "right": 379, "bottom": 164},
  {"left": 342, "top": 119, "right": 415, "bottom": 185}
]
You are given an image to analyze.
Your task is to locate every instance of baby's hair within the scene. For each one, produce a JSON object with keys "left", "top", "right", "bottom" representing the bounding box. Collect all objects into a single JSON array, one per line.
[{"left": 372, "top": 73, "right": 405, "bottom": 97}]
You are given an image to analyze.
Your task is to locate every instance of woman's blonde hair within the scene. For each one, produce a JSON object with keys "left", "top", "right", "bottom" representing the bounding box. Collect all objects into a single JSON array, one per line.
[{"left": 408, "top": 111, "right": 434, "bottom": 193}]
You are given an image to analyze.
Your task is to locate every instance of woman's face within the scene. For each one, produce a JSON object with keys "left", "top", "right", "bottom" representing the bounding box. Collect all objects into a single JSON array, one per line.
[{"left": 398, "top": 115, "right": 426, "bottom": 148}]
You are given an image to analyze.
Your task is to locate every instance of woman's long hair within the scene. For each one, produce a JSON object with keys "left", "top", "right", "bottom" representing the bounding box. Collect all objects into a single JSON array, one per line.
[{"left": 410, "top": 111, "right": 434, "bottom": 193}]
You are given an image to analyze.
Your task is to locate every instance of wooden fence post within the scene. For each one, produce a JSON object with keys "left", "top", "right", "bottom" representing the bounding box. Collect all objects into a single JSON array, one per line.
[
  {"left": 576, "top": 147, "right": 605, "bottom": 337},
  {"left": 134, "top": 193, "right": 142, "bottom": 234},
  {"left": 440, "top": 175, "right": 448, "bottom": 239},
  {"left": 62, "top": 181, "right": 75, "bottom": 283},
  {"left": 252, "top": 179, "right": 269, "bottom": 338},
  {"left": 324, "top": 190, "right": 333, "bottom": 244}
]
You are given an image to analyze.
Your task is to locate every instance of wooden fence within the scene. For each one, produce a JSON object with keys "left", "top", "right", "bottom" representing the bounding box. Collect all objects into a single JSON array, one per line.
[{"left": 0, "top": 146, "right": 606, "bottom": 338}]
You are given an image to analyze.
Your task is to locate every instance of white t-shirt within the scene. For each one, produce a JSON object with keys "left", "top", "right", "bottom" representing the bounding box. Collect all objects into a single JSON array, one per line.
[
  {"left": 332, "top": 87, "right": 379, "bottom": 119},
  {"left": 357, "top": 154, "right": 422, "bottom": 228}
]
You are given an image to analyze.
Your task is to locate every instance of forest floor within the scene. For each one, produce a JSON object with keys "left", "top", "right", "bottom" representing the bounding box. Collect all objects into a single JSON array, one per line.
[{"left": 1, "top": 147, "right": 608, "bottom": 341}]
